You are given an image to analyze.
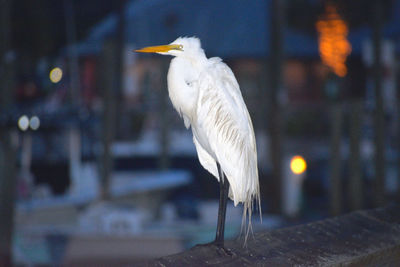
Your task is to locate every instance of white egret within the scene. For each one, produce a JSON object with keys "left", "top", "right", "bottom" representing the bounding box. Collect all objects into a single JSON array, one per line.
[{"left": 136, "top": 37, "right": 260, "bottom": 248}]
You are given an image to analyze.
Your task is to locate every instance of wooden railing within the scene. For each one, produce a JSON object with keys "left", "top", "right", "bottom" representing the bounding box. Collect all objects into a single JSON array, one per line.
[{"left": 144, "top": 204, "right": 400, "bottom": 266}]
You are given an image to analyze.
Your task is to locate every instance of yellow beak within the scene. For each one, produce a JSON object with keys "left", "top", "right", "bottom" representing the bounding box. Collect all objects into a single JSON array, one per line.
[{"left": 135, "top": 44, "right": 183, "bottom": 53}]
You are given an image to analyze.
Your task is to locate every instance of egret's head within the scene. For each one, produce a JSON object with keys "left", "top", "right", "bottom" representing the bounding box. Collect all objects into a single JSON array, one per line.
[{"left": 135, "top": 37, "right": 204, "bottom": 58}]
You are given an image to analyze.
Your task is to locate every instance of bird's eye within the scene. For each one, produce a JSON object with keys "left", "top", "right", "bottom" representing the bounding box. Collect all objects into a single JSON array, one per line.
[{"left": 178, "top": 45, "right": 183, "bottom": 50}]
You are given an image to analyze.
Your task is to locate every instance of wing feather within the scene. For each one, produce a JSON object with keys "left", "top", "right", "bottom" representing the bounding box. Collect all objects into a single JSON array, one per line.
[{"left": 193, "top": 135, "right": 219, "bottom": 180}]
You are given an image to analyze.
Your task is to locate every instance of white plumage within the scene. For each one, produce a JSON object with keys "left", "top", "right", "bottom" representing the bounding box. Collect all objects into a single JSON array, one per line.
[{"left": 136, "top": 37, "right": 260, "bottom": 242}]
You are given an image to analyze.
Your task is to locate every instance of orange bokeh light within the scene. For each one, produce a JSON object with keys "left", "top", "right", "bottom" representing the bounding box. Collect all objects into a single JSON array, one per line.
[{"left": 316, "top": 4, "right": 351, "bottom": 77}]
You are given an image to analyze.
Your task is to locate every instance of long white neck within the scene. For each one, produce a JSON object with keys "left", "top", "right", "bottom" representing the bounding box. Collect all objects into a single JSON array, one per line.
[{"left": 167, "top": 55, "right": 207, "bottom": 128}]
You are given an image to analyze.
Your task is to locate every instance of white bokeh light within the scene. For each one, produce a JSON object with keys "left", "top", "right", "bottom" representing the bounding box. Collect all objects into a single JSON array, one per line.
[
  {"left": 29, "top": 116, "right": 40, "bottom": 130},
  {"left": 18, "top": 115, "right": 29, "bottom": 131}
]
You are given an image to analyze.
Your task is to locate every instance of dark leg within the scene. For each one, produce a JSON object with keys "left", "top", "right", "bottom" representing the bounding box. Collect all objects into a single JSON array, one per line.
[
  {"left": 215, "top": 163, "right": 230, "bottom": 246},
  {"left": 194, "top": 163, "right": 235, "bottom": 256}
]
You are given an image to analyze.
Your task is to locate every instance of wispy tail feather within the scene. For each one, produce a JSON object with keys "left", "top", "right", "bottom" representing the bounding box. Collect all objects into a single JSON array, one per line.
[{"left": 240, "top": 184, "right": 261, "bottom": 246}]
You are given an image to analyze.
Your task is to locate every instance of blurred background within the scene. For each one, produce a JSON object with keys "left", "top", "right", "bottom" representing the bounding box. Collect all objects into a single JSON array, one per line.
[{"left": 1, "top": 0, "right": 399, "bottom": 265}]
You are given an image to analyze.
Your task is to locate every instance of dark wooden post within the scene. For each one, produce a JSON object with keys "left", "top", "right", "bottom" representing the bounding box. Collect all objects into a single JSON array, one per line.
[
  {"left": 100, "top": 40, "right": 117, "bottom": 200},
  {"left": 64, "top": 0, "right": 83, "bottom": 197},
  {"left": 372, "top": 0, "right": 385, "bottom": 207},
  {"left": 99, "top": 1, "right": 125, "bottom": 199},
  {"left": 397, "top": 59, "right": 400, "bottom": 203},
  {"left": 64, "top": 0, "right": 80, "bottom": 103},
  {"left": 0, "top": 0, "right": 17, "bottom": 265},
  {"left": 115, "top": 0, "right": 126, "bottom": 138},
  {"left": 330, "top": 102, "right": 343, "bottom": 215},
  {"left": 268, "top": 0, "right": 285, "bottom": 213},
  {"left": 349, "top": 101, "right": 363, "bottom": 210},
  {"left": 158, "top": 61, "right": 171, "bottom": 170}
]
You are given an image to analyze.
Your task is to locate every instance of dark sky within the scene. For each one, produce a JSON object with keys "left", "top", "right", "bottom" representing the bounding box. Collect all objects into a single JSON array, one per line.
[{"left": 11, "top": 0, "right": 126, "bottom": 58}]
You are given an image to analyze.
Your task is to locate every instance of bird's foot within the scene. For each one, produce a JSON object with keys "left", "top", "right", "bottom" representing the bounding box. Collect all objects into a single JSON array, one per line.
[
  {"left": 215, "top": 244, "right": 236, "bottom": 257},
  {"left": 194, "top": 241, "right": 236, "bottom": 257}
]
